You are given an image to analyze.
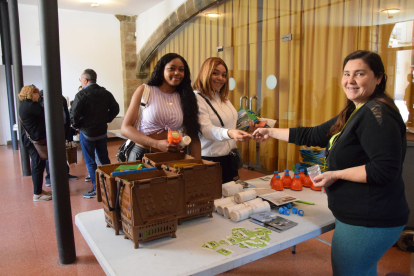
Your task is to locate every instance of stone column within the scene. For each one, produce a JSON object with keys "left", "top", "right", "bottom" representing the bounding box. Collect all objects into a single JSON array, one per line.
[{"left": 115, "top": 14, "right": 140, "bottom": 112}]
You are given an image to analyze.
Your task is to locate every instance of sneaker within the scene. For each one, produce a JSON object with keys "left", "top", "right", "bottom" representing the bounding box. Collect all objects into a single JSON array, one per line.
[
  {"left": 45, "top": 179, "right": 51, "bottom": 187},
  {"left": 85, "top": 175, "right": 91, "bottom": 182},
  {"left": 33, "top": 193, "right": 52, "bottom": 201},
  {"left": 42, "top": 190, "right": 52, "bottom": 195},
  {"left": 68, "top": 174, "right": 79, "bottom": 180},
  {"left": 83, "top": 189, "right": 96, "bottom": 198}
]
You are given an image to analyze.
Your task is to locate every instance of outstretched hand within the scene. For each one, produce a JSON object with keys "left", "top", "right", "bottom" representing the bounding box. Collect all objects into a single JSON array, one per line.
[
  {"left": 228, "top": 129, "right": 253, "bottom": 142},
  {"left": 252, "top": 128, "right": 270, "bottom": 142},
  {"left": 156, "top": 139, "right": 182, "bottom": 153}
]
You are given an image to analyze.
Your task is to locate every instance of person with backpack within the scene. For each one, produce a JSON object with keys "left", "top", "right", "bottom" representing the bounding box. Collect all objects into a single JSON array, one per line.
[{"left": 120, "top": 53, "right": 201, "bottom": 161}]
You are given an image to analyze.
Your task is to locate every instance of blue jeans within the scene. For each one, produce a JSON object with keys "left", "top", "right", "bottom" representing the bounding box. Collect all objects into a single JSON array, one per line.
[
  {"left": 79, "top": 131, "right": 111, "bottom": 190},
  {"left": 331, "top": 219, "right": 404, "bottom": 276}
]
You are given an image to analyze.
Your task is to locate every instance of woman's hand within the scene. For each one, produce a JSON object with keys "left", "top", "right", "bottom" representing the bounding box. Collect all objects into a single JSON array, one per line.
[
  {"left": 228, "top": 129, "right": 253, "bottom": 142},
  {"left": 313, "top": 171, "right": 338, "bottom": 188},
  {"left": 156, "top": 139, "right": 182, "bottom": 152},
  {"left": 252, "top": 128, "right": 270, "bottom": 142},
  {"left": 252, "top": 128, "right": 290, "bottom": 142}
]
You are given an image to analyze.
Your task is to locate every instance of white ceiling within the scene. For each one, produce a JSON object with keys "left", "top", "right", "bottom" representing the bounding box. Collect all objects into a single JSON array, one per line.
[{"left": 17, "top": 0, "right": 165, "bottom": 16}]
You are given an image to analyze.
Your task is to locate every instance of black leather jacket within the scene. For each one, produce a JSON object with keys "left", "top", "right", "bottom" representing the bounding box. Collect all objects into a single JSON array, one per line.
[{"left": 70, "top": 83, "right": 119, "bottom": 137}]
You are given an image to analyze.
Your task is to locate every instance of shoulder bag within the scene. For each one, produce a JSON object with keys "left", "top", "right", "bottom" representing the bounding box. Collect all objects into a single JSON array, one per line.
[
  {"left": 117, "top": 84, "right": 151, "bottom": 162},
  {"left": 196, "top": 93, "right": 243, "bottom": 170},
  {"left": 18, "top": 115, "right": 48, "bottom": 160}
]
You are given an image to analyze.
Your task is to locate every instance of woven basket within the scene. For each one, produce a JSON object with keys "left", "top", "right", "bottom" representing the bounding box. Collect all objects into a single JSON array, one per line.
[{"left": 66, "top": 143, "right": 77, "bottom": 164}]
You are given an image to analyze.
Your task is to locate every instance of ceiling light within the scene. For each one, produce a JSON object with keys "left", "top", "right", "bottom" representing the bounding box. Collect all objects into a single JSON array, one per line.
[
  {"left": 381, "top": 8, "right": 400, "bottom": 18},
  {"left": 381, "top": 8, "right": 400, "bottom": 14},
  {"left": 91, "top": 3, "right": 99, "bottom": 7},
  {"left": 81, "top": 0, "right": 107, "bottom": 2},
  {"left": 206, "top": 13, "right": 220, "bottom": 18}
]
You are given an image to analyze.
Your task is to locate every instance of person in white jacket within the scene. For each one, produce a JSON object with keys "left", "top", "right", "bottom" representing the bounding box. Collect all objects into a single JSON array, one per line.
[{"left": 193, "top": 57, "right": 254, "bottom": 183}]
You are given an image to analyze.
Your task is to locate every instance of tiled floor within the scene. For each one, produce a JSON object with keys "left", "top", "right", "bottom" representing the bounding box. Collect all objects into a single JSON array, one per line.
[{"left": 0, "top": 139, "right": 411, "bottom": 276}]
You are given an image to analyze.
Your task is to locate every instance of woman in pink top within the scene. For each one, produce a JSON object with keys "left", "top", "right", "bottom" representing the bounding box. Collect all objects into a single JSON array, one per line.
[{"left": 121, "top": 53, "right": 201, "bottom": 160}]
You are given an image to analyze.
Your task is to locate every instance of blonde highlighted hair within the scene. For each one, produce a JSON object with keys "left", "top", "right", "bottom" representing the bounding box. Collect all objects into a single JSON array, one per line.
[
  {"left": 193, "top": 57, "right": 229, "bottom": 102},
  {"left": 18, "top": 85, "right": 39, "bottom": 101}
]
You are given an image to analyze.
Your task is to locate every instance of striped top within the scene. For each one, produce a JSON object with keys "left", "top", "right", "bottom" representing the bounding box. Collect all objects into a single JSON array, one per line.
[{"left": 139, "top": 85, "right": 183, "bottom": 135}]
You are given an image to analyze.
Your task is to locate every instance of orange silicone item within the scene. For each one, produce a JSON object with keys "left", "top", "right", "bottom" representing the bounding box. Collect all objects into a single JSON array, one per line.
[
  {"left": 168, "top": 131, "right": 182, "bottom": 144},
  {"left": 271, "top": 175, "right": 284, "bottom": 191},
  {"left": 282, "top": 173, "right": 291, "bottom": 188},
  {"left": 299, "top": 171, "right": 306, "bottom": 183},
  {"left": 303, "top": 175, "right": 312, "bottom": 188},
  {"left": 291, "top": 176, "right": 303, "bottom": 191}
]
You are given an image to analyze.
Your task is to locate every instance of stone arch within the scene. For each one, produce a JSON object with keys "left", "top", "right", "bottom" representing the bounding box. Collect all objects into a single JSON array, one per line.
[{"left": 136, "top": 0, "right": 221, "bottom": 78}]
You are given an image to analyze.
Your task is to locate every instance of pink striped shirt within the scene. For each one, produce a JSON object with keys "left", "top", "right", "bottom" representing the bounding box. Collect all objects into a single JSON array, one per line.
[{"left": 139, "top": 85, "right": 183, "bottom": 135}]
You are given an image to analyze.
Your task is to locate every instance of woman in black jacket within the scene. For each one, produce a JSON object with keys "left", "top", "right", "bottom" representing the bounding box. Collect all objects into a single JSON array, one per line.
[
  {"left": 19, "top": 85, "right": 52, "bottom": 201},
  {"left": 253, "top": 50, "right": 409, "bottom": 276}
]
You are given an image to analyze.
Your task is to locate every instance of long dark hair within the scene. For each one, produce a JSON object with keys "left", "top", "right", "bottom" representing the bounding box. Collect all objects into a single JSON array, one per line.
[
  {"left": 328, "top": 50, "right": 398, "bottom": 137},
  {"left": 147, "top": 53, "right": 200, "bottom": 137}
]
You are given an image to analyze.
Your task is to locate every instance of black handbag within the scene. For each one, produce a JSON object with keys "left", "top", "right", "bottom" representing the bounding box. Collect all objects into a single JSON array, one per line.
[
  {"left": 197, "top": 93, "right": 243, "bottom": 170},
  {"left": 116, "top": 139, "right": 135, "bottom": 162},
  {"left": 229, "top": 147, "right": 243, "bottom": 170}
]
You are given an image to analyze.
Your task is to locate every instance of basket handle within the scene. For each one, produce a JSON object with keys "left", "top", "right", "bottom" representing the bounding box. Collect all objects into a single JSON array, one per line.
[
  {"left": 100, "top": 172, "right": 115, "bottom": 212},
  {"left": 116, "top": 179, "right": 123, "bottom": 213}
]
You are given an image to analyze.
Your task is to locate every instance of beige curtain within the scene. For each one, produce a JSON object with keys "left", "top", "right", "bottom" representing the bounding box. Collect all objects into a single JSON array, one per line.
[
  {"left": 275, "top": 0, "right": 385, "bottom": 171},
  {"left": 144, "top": 0, "right": 410, "bottom": 171},
  {"left": 259, "top": 0, "right": 280, "bottom": 171}
]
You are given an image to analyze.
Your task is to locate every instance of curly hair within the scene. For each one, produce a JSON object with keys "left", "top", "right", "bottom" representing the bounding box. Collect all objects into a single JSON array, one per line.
[
  {"left": 193, "top": 57, "right": 229, "bottom": 102},
  {"left": 147, "top": 53, "right": 200, "bottom": 137},
  {"left": 328, "top": 50, "right": 398, "bottom": 138},
  {"left": 18, "top": 85, "right": 39, "bottom": 101}
]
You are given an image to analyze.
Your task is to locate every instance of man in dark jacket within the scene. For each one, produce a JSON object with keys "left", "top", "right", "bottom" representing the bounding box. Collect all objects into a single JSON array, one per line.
[
  {"left": 70, "top": 69, "right": 119, "bottom": 198},
  {"left": 38, "top": 91, "right": 78, "bottom": 186}
]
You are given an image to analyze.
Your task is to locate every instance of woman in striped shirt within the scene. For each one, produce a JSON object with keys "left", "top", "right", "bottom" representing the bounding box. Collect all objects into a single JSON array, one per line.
[{"left": 121, "top": 53, "right": 201, "bottom": 160}]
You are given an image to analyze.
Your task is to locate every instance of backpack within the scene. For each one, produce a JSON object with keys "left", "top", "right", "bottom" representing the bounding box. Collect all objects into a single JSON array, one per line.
[{"left": 116, "top": 84, "right": 151, "bottom": 162}]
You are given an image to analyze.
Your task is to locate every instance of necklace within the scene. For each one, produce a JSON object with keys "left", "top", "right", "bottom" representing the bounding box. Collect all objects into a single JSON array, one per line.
[{"left": 161, "top": 93, "right": 174, "bottom": 105}]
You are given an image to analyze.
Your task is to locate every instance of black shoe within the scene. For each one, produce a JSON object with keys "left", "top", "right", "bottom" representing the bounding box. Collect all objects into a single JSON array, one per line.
[
  {"left": 45, "top": 179, "right": 51, "bottom": 187},
  {"left": 68, "top": 174, "right": 79, "bottom": 180},
  {"left": 83, "top": 189, "right": 96, "bottom": 198},
  {"left": 85, "top": 175, "right": 91, "bottom": 182}
]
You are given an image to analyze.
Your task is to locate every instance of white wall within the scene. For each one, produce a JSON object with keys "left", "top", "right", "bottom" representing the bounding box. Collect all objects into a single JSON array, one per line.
[
  {"left": 0, "top": 65, "right": 43, "bottom": 145},
  {"left": 136, "top": 0, "right": 186, "bottom": 53},
  {"left": 1, "top": 1, "right": 186, "bottom": 144},
  {"left": 18, "top": 4, "right": 124, "bottom": 114}
]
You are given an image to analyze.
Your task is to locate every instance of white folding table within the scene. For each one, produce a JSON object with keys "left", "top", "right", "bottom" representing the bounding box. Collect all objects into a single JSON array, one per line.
[{"left": 75, "top": 176, "right": 335, "bottom": 276}]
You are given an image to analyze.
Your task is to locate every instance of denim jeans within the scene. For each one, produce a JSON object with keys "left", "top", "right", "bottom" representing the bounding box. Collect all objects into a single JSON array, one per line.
[{"left": 79, "top": 131, "right": 111, "bottom": 190}]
